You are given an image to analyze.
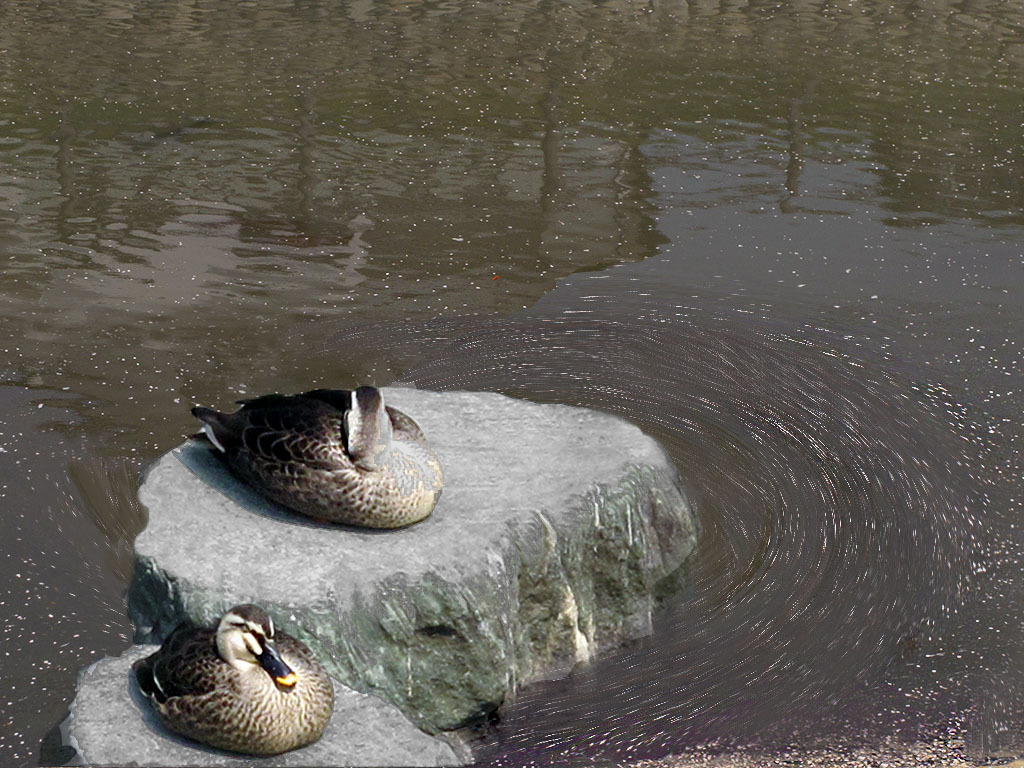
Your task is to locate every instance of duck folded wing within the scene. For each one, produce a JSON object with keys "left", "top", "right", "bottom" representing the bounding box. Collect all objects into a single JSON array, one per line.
[
  {"left": 194, "top": 397, "right": 350, "bottom": 470},
  {"left": 134, "top": 628, "right": 220, "bottom": 702},
  {"left": 240, "top": 402, "right": 349, "bottom": 469}
]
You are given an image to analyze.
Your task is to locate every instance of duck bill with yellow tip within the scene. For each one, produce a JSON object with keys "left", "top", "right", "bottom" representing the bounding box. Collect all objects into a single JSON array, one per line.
[{"left": 258, "top": 642, "right": 298, "bottom": 689}]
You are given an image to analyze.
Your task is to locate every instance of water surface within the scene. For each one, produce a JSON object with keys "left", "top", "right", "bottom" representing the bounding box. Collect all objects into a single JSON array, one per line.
[{"left": 1, "top": 0, "right": 1022, "bottom": 765}]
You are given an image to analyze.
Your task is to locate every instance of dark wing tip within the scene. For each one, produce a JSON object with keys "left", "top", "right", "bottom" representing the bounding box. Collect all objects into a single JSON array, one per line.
[{"left": 132, "top": 656, "right": 165, "bottom": 702}]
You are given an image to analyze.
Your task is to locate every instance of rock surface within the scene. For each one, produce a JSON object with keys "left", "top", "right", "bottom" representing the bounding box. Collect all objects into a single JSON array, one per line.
[
  {"left": 66, "top": 645, "right": 462, "bottom": 767},
  {"left": 127, "top": 388, "right": 698, "bottom": 736}
]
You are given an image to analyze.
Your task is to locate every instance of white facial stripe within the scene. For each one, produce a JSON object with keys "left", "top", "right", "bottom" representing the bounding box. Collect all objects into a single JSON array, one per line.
[
  {"left": 267, "top": 615, "right": 274, "bottom": 638},
  {"left": 243, "top": 631, "right": 263, "bottom": 658}
]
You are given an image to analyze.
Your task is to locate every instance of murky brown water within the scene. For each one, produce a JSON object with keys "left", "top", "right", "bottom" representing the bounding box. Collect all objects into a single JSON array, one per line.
[{"left": 2, "top": 0, "right": 1023, "bottom": 765}]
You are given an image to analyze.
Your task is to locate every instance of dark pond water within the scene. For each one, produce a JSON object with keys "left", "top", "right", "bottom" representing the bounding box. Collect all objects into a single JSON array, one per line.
[{"left": 1, "top": 0, "right": 1023, "bottom": 765}]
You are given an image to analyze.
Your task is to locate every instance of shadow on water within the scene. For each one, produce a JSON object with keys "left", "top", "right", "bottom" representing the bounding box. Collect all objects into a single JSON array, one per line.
[{"left": 324, "top": 285, "right": 982, "bottom": 766}]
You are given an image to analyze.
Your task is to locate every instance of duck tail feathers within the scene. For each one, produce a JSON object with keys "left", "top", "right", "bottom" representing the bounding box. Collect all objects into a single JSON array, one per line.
[{"left": 132, "top": 656, "right": 167, "bottom": 703}]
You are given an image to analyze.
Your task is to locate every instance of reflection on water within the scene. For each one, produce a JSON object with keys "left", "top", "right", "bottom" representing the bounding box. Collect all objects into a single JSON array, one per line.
[{"left": 1, "top": 0, "right": 1023, "bottom": 765}]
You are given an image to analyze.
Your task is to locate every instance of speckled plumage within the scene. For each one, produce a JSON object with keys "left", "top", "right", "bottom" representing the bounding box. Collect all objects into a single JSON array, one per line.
[
  {"left": 191, "top": 388, "right": 443, "bottom": 528},
  {"left": 132, "top": 605, "right": 333, "bottom": 756}
]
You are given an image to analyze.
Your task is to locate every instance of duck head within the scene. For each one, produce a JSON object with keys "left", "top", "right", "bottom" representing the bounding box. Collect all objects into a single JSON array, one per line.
[
  {"left": 216, "top": 604, "right": 298, "bottom": 689},
  {"left": 345, "top": 386, "right": 393, "bottom": 469}
]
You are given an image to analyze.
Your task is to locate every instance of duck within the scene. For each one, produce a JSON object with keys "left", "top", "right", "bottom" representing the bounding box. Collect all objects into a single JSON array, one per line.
[
  {"left": 132, "top": 604, "right": 333, "bottom": 756},
  {"left": 191, "top": 386, "right": 443, "bottom": 528}
]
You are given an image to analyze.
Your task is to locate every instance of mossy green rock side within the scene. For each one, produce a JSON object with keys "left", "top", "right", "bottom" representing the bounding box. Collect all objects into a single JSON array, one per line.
[{"left": 128, "top": 389, "right": 698, "bottom": 737}]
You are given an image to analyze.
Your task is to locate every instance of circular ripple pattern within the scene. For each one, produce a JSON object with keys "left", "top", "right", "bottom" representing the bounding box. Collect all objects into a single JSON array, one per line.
[{"left": 328, "top": 294, "right": 978, "bottom": 766}]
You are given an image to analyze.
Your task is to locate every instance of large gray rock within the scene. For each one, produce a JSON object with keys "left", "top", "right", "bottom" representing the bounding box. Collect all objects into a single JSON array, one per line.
[
  {"left": 66, "top": 645, "right": 461, "bottom": 767},
  {"left": 128, "top": 388, "right": 698, "bottom": 737}
]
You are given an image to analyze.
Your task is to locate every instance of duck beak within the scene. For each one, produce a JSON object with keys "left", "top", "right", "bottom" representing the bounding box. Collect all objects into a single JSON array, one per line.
[{"left": 257, "top": 642, "right": 298, "bottom": 688}]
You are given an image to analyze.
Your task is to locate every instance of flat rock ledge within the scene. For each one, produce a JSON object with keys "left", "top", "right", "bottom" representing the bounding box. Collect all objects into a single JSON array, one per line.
[
  {"left": 66, "top": 645, "right": 461, "bottom": 767},
  {"left": 121, "top": 388, "right": 698, "bottom": 751}
]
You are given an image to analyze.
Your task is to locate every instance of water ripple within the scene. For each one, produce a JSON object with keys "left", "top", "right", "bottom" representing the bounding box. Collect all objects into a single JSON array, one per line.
[{"left": 329, "top": 291, "right": 979, "bottom": 765}]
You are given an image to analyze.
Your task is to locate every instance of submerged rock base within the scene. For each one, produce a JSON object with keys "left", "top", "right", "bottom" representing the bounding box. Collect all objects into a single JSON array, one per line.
[{"left": 72, "top": 388, "right": 697, "bottom": 761}]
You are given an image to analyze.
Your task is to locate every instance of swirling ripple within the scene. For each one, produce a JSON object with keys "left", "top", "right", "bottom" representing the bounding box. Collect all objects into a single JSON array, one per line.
[{"left": 329, "top": 290, "right": 979, "bottom": 766}]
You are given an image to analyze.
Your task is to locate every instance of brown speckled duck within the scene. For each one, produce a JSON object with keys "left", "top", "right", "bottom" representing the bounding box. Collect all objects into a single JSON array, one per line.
[
  {"left": 132, "top": 604, "right": 333, "bottom": 756},
  {"left": 191, "top": 387, "right": 443, "bottom": 528}
]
